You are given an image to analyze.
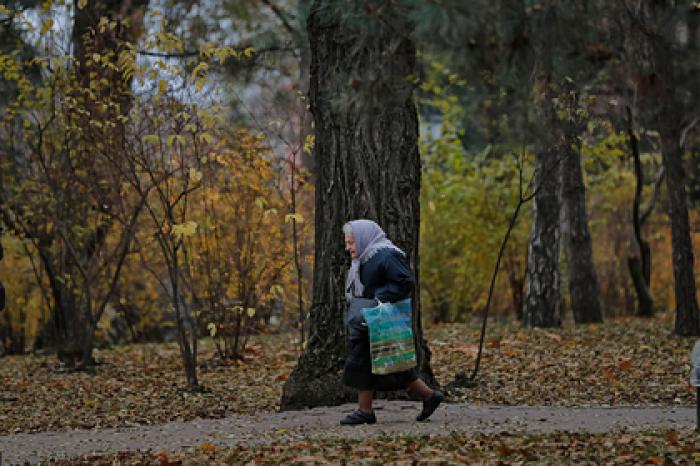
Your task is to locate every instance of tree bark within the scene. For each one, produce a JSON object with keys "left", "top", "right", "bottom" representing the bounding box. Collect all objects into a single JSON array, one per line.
[
  {"left": 281, "top": 0, "right": 435, "bottom": 410},
  {"left": 560, "top": 128, "right": 603, "bottom": 324},
  {"left": 652, "top": 33, "right": 700, "bottom": 336},
  {"left": 659, "top": 113, "right": 699, "bottom": 336},
  {"left": 523, "top": 81, "right": 562, "bottom": 328},
  {"left": 523, "top": 142, "right": 562, "bottom": 328},
  {"left": 0, "top": 234, "right": 4, "bottom": 313}
]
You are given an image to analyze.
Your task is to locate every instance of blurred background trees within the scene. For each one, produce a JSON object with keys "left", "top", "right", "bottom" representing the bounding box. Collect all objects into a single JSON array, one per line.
[{"left": 0, "top": 0, "right": 698, "bottom": 390}]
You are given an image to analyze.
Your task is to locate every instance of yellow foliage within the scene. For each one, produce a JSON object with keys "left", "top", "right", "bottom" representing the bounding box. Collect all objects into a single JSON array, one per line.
[{"left": 0, "top": 238, "right": 46, "bottom": 351}]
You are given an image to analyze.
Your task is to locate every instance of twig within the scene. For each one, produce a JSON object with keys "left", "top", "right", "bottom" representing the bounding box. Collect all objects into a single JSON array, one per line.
[{"left": 452, "top": 148, "right": 563, "bottom": 386}]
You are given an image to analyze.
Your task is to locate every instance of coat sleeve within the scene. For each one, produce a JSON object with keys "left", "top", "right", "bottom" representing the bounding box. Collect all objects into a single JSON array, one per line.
[{"left": 374, "top": 250, "right": 414, "bottom": 302}]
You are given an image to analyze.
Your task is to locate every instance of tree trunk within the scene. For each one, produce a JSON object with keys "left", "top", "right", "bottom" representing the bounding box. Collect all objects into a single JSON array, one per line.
[
  {"left": 171, "top": 250, "right": 199, "bottom": 390},
  {"left": 627, "top": 107, "right": 655, "bottom": 317},
  {"left": 45, "top": 0, "right": 150, "bottom": 366},
  {"left": 0, "top": 238, "right": 4, "bottom": 312},
  {"left": 660, "top": 118, "right": 699, "bottom": 335},
  {"left": 523, "top": 86, "right": 562, "bottom": 328},
  {"left": 560, "top": 131, "right": 603, "bottom": 324},
  {"left": 281, "top": 0, "right": 435, "bottom": 410},
  {"left": 652, "top": 38, "right": 700, "bottom": 336},
  {"left": 73, "top": 0, "right": 148, "bottom": 116},
  {"left": 659, "top": 113, "right": 699, "bottom": 334}
]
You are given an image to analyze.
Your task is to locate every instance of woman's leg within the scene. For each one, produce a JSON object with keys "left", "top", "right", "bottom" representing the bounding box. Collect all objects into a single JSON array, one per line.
[
  {"left": 406, "top": 378, "right": 434, "bottom": 400},
  {"left": 358, "top": 389, "right": 374, "bottom": 413},
  {"left": 407, "top": 378, "right": 444, "bottom": 422}
]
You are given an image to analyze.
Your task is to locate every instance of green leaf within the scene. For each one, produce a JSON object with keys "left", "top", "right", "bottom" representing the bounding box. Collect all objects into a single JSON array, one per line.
[
  {"left": 198, "top": 132, "right": 213, "bottom": 144},
  {"left": 142, "top": 134, "right": 160, "bottom": 145}
]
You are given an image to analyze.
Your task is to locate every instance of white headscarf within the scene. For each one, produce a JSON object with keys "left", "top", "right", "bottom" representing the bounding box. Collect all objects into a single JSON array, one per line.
[{"left": 344, "top": 219, "right": 405, "bottom": 302}]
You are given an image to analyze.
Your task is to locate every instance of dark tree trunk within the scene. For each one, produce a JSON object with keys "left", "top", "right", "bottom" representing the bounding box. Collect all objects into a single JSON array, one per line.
[
  {"left": 505, "top": 255, "right": 525, "bottom": 321},
  {"left": 659, "top": 109, "right": 699, "bottom": 335},
  {"left": 626, "top": 107, "right": 655, "bottom": 317},
  {"left": 73, "top": 0, "right": 148, "bottom": 116},
  {"left": 281, "top": 0, "right": 435, "bottom": 410},
  {"left": 660, "top": 116, "right": 699, "bottom": 335},
  {"left": 560, "top": 130, "right": 603, "bottom": 324},
  {"left": 0, "top": 238, "right": 4, "bottom": 312},
  {"left": 652, "top": 38, "right": 699, "bottom": 336}
]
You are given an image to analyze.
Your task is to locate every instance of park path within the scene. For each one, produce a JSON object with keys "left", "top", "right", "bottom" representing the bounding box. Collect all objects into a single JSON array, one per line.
[{"left": 0, "top": 402, "right": 695, "bottom": 464}]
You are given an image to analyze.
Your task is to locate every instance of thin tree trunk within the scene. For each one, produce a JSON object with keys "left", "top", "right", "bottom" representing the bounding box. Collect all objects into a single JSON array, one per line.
[
  {"left": 0, "top": 237, "right": 4, "bottom": 313},
  {"left": 171, "top": 247, "right": 199, "bottom": 390},
  {"left": 281, "top": 0, "right": 435, "bottom": 410},
  {"left": 626, "top": 106, "right": 654, "bottom": 317}
]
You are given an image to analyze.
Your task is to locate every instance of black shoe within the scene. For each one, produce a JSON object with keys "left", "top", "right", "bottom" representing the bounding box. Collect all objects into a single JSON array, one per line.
[
  {"left": 417, "top": 389, "right": 444, "bottom": 422},
  {"left": 340, "top": 409, "right": 377, "bottom": 425}
]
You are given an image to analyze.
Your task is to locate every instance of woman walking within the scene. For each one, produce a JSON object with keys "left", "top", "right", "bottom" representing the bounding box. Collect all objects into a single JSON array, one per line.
[{"left": 341, "top": 219, "right": 443, "bottom": 425}]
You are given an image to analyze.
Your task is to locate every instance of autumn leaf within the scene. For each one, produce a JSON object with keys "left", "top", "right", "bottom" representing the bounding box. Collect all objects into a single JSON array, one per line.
[
  {"left": 188, "top": 168, "right": 203, "bottom": 183},
  {"left": 198, "top": 442, "right": 218, "bottom": 452},
  {"left": 618, "top": 358, "right": 633, "bottom": 371},
  {"left": 171, "top": 221, "right": 198, "bottom": 239},
  {"left": 666, "top": 430, "right": 678, "bottom": 445},
  {"left": 285, "top": 213, "right": 304, "bottom": 224}
]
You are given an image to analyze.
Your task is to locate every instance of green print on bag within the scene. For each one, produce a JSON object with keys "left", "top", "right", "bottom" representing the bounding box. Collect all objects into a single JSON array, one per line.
[{"left": 361, "top": 299, "right": 417, "bottom": 375}]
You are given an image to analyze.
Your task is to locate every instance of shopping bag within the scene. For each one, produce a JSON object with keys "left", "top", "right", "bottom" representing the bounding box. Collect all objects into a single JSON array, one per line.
[{"left": 361, "top": 298, "right": 417, "bottom": 375}]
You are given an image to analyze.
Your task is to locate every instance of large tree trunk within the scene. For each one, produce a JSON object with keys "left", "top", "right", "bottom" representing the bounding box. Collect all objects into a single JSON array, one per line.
[
  {"left": 281, "top": 0, "right": 435, "bottom": 410},
  {"left": 560, "top": 127, "right": 603, "bottom": 324}
]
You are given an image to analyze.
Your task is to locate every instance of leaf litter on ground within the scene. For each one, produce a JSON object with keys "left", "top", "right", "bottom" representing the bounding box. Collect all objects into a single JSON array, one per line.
[
  {"left": 48, "top": 429, "right": 700, "bottom": 465},
  {"left": 0, "top": 311, "right": 694, "bottom": 435}
]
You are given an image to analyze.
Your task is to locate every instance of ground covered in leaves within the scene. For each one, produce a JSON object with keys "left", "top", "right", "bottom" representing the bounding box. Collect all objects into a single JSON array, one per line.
[
  {"left": 0, "top": 313, "right": 694, "bottom": 435},
  {"left": 51, "top": 429, "right": 700, "bottom": 465},
  {"left": 435, "top": 312, "right": 695, "bottom": 408}
]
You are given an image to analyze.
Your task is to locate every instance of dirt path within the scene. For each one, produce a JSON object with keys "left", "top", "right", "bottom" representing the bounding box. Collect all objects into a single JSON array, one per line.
[{"left": 0, "top": 402, "right": 695, "bottom": 465}]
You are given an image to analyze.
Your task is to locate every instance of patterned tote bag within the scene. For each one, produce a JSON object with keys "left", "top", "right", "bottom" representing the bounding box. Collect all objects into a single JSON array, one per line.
[{"left": 361, "top": 298, "right": 417, "bottom": 375}]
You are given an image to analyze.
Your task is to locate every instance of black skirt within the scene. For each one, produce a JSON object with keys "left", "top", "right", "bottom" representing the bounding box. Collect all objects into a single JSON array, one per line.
[{"left": 342, "top": 298, "right": 418, "bottom": 391}]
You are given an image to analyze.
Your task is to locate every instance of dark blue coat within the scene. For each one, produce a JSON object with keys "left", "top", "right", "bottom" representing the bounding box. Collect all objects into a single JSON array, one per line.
[{"left": 358, "top": 248, "right": 414, "bottom": 302}]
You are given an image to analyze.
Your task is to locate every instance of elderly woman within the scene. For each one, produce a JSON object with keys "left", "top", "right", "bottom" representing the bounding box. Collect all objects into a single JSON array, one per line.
[{"left": 341, "top": 219, "right": 443, "bottom": 425}]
